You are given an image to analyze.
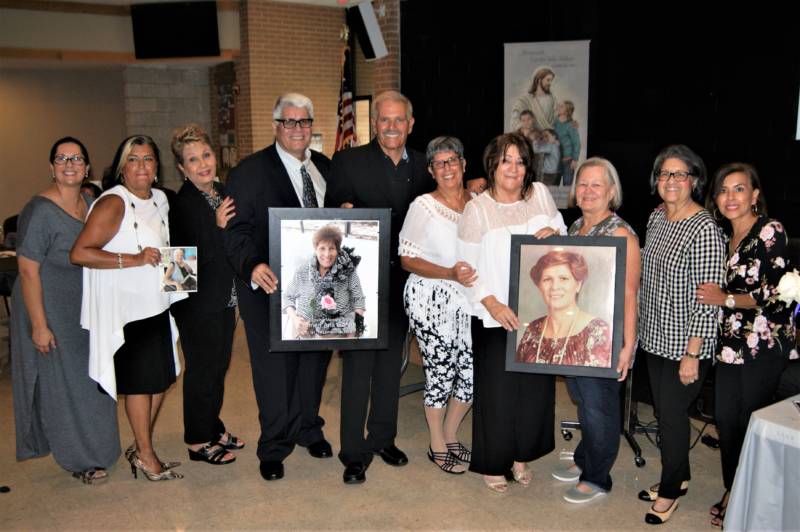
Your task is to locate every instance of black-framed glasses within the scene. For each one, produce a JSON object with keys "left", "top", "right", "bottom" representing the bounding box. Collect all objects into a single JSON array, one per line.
[
  {"left": 53, "top": 154, "right": 86, "bottom": 166},
  {"left": 430, "top": 156, "right": 463, "bottom": 170},
  {"left": 275, "top": 118, "right": 313, "bottom": 129},
  {"left": 655, "top": 170, "right": 691, "bottom": 182}
]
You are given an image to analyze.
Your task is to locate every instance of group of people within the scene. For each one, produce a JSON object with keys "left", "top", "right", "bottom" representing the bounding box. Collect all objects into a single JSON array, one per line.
[{"left": 9, "top": 89, "right": 797, "bottom": 529}]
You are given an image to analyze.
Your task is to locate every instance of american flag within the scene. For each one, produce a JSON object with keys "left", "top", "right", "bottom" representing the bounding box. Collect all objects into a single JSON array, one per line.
[{"left": 335, "top": 45, "right": 356, "bottom": 151}]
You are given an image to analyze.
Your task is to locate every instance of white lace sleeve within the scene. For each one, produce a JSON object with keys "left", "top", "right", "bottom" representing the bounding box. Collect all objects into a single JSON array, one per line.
[
  {"left": 531, "top": 182, "right": 568, "bottom": 234},
  {"left": 398, "top": 197, "right": 429, "bottom": 258},
  {"left": 457, "top": 199, "right": 490, "bottom": 304}
]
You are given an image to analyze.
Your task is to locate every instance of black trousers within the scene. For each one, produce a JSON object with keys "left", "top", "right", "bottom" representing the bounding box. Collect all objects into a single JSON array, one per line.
[
  {"left": 645, "top": 351, "right": 711, "bottom": 499},
  {"left": 241, "top": 316, "right": 332, "bottom": 462},
  {"left": 715, "top": 355, "right": 787, "bottom": 490},
  {"left": 175, "top": 306, "right": 235, "bottom": 444},
  {"left": 469, "top": 320, "right": 555, "bottom": 476},
  {"left": 338, "top": 270, "right": 407, "bottom": 465}
]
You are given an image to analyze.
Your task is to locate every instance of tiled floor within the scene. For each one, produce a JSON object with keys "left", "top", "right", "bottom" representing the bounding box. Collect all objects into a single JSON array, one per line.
[{"left": 0, "top": 309, "right": 725, "bottom": 530}]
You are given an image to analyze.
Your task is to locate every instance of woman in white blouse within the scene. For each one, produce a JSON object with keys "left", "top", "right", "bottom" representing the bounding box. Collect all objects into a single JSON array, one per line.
[
  {"left": 399, "top": 137, "right": 477, "bottom": 475},
  {"left": 458, "top": 132, "right": 566, "bottom": 493}
]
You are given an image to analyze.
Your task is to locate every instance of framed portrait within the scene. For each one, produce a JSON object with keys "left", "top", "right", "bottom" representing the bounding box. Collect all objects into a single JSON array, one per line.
[
  {"left": 505, "top": 236, "right": 626, "bottom": 379},
  {"left": 268, "top": 208, "right": 390, "bottom": 352},
  {"left": 158, "top": 246, "right": 198, "bottom": 293}
]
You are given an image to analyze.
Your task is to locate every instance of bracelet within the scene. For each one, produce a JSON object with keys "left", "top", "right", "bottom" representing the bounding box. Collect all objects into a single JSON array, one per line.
[
  {"left": 117, "top": 253, "right": 123, "bottom": 269},
  {"left": 684, "top": 351, "right": 700, "bottom": 360}
]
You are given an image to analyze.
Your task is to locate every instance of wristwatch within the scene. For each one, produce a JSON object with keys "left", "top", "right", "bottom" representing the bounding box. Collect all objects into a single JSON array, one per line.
[
  {"left": 684, "top": 351, "right": 701, "bottom": 360},
  {"left": 725, "top": 294, "right": 736, "bottom": 309}
]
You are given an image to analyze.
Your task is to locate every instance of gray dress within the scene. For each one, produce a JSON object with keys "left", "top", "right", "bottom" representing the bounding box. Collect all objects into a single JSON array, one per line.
[{"left": 11, "top": 196, "right": 120, "bottom": 472}]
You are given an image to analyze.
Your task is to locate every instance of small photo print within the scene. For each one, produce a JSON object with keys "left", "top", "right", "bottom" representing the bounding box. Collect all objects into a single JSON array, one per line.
[{"left": 159, "top": 246, "right": 198, "bottom": 293}]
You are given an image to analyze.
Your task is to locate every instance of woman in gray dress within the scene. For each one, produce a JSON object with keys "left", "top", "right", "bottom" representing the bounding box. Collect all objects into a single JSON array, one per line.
[{"left": 11, "top": 137, "right": 120, "bottom": 483}]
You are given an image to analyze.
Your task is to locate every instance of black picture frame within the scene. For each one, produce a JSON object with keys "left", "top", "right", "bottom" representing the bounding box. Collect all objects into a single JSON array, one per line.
[
  {"left": 268, "top": 208, "right": 391, "bottom": 351},
  {"left": 505, "top": 235, "right": 627, "bottom": 379}
]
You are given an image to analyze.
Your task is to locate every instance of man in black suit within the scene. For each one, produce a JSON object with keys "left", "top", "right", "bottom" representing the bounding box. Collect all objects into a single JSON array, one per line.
[
  {"left": 326, "top": 90, "right": 435, "bottom": 484},
  {"left": 224, "top": 93, "right": 333, "bottom": 481}
]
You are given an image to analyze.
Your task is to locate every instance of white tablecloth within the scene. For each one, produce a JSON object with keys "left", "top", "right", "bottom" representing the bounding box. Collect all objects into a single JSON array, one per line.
[{"left": 726, "top": 394, "right": 800, "bottom": 532}]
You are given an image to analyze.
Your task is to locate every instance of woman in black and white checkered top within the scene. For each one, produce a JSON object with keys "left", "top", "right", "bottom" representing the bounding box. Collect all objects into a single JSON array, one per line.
[{"left": 637, "top": 145, "right": 725, "bottom": 525}]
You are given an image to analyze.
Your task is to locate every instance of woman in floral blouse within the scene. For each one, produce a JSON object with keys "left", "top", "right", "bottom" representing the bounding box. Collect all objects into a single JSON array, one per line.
[{"left": 696, "top": 162, "right": 797, "bottom": 528}]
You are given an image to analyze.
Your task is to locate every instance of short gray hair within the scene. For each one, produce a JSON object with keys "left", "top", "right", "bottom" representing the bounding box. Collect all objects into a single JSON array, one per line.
[
  {"left": 569, "top": 157, "right": 623, "bottom": 211},
  {"left": 371, "top": 90, "right": 413, "bottom": 121},
  {"left": 426, "top": 136, "right": 464, "bottom": 165},
  {"left": 273, "top": 92, "right": 314, "bottom": 120}
]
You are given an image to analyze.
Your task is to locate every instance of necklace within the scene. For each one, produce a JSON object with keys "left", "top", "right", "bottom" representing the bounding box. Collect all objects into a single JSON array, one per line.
[
  {"left": 121, "top": 187, "right": 169, "bottom": 251},
  {"left": 534, "top": 311, "right": 578, "bottom": 364}
]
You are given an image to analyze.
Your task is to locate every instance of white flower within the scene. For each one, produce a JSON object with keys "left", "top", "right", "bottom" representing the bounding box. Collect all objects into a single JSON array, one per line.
[
  {"left": 729, "top": 253, "right": 740, "bottom": 266},
  {"left": 726, "top": 314, "right": 741, "bottom": 332},
  {"left": 775, "top": 257, "right": 786, "bottom": 268},
  {"left": 776, "top": 270, "right": 800, "bottom": 304},
  {"left": 753, "top": 315, "right": 769, "bottom": 334},
  {"left": 746, "top": 333, "right": 759, "bottom": 348},
  {"left": 720, "top": 347, "right": 737, "bottom": 364},
  {"left": 759, "top": 224, "right": 775, "bottom": 241}
]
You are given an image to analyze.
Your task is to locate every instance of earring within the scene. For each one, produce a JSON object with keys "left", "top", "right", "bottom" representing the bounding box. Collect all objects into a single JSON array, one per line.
[
  {"left": 751, "top": 203, "right": 759, "bottom": 216},
  {"left": 154, "top": 175, "right": 159, "bottom": 183}
]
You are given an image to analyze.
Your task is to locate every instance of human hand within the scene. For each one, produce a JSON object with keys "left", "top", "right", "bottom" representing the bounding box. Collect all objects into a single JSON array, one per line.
[
  {"left": 696, "top": 283, "right": 726, "bottom": 306},
  {"left": 294, "top": 316, "right": 310, "bottom": 336},
  {"left": 340, "top": 202, "right": 354, "bottom": 209},
  {"left": 136, "top": 247, "right": 161, "bottom": 267},
  {"left": 617, "top": 347, "right": 634, "bottom": 381},
  {"left": 251, "top": 263, "right": 278, "bottom": 293},
  {"left": 533, "top": 227, "right": 557, "bottom": 239},
  {"left": 32, "top": 326, "right": 56, "bottom": 354},
  {"left": 679, "top": 356, "right": 700, "bottom": 386},
  {"left": 216, "top": 197, "right": 236, "bottom": 229},
  {"left": 484, "top": 299, "right": 519, "bottom": 331},
  {"left": 451, "top": 261, "right": 477, "bottom": 287}
]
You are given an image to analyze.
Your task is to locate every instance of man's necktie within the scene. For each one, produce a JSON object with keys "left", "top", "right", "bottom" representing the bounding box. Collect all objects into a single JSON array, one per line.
[{"left": 300, "top": 165, "right": 318, "bottom": 208}]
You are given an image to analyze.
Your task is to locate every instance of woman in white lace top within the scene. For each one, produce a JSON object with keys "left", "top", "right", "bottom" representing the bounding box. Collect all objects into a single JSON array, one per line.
[
  {"left": 399, "top": 136, "right": 477, "bottom": 475},
  {"left": 457, "top": 132, "right": 566, "bottom": 493}
]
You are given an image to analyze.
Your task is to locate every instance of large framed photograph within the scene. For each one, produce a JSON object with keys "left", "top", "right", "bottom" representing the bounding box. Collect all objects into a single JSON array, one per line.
[
  {"left": 268, "top": 208, "right": 390, "bottom": 352},
  {"left": 505, "top": 236, "right": 626, "bottom": 379}
]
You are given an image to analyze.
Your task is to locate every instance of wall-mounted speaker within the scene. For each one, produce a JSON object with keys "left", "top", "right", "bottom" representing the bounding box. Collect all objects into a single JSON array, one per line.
[{"left": 346, "top": 2, "right": 388, "bottom": 61}]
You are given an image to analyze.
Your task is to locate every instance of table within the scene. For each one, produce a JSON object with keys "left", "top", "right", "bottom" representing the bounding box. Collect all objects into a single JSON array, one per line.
[{"left": 726, "top": 393, "right": 800, "bottom": 532}]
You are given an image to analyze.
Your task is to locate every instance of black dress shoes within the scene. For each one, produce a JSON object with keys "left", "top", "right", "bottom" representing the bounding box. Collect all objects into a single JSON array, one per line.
[
  {"left": 259, "top": 460, "right": 284, "bottom": 481},
  {"left": 343, "top": 462, "right": 367, "bottom": 484},
  {"left": 307, "top": 439, "right": 333, "bottom": 459},
  {"left": 374, "top": 444, "right": 408, "bottom": 466}
]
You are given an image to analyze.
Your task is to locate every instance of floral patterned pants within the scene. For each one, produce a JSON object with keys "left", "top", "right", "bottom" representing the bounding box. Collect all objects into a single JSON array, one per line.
[{"left": 404, "top": 275, "right": 473, "bottom": 408}]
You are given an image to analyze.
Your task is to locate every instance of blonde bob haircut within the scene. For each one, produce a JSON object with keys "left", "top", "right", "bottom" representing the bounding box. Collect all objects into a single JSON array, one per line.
[{"left": 568, "top": 157, "right": 623, "bottom": 211}]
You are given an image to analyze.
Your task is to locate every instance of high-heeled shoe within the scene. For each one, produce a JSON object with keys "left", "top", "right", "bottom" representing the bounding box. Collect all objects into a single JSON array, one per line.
[
  {"left": 128, "top": 452, "right": 183, "bottom": 481},
  {"left": 638, "top": 480, "right": 688, "bottom": 501},
  {"left": 427, "top": 447, "right": 465, "bottom": 475},
  {"left": 645, "top": 499, "right": 679, "bottom": 525},
  {"left": 483, "top": 475, "right": 508, "bottom": 494},
  {"left": 710, "top": 490, "right": 729, "bottom": 528},
  {"left": 511, "top": 464, "right": 532, "bottom": 487},
  {"left": 125, "top": 443, "right": 181, "bottom": 470}
]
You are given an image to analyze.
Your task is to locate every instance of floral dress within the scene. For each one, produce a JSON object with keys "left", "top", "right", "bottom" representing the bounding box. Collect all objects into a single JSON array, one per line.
[{"left": 718, "top": 217, "right": 797, "bottom": 364}]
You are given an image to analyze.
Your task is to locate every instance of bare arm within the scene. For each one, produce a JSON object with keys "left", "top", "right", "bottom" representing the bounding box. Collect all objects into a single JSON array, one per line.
[
  {"left": 17, "top": 256, "right": 56, "bottom": 354},
  {"left": 615, "top": 227, "right": 641, "bottom": 381},
  {"left": 70, "top": 195, "right": 158, "bottom": 269},
  {"left": 400, "top": 256, "right": 476, "bottom": 286}
]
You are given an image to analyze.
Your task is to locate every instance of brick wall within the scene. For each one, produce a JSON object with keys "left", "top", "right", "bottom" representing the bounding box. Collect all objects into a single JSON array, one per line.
[
  {"left": 123, "top": 65, "right": 211, "bottom": 190},
  {"left": 372, "top": 0, "right": 400, "bottom": 95},
  {"left": 235, "top": 0, "right": 345, "bottom": 159}
]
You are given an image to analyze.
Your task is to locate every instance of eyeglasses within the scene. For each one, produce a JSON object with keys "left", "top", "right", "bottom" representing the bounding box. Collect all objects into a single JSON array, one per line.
[
  {"left": 430, "top": 156, "right": 463, "bottom": 170},
  {"left": 275, "top": 118, "right": 313, "bottom": 129},
  {"left": 655, "top": 170, "right": 692, "bottom": 182},
  {"left": 53, "top": 154, "right": 86, "bottom": 166}
]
